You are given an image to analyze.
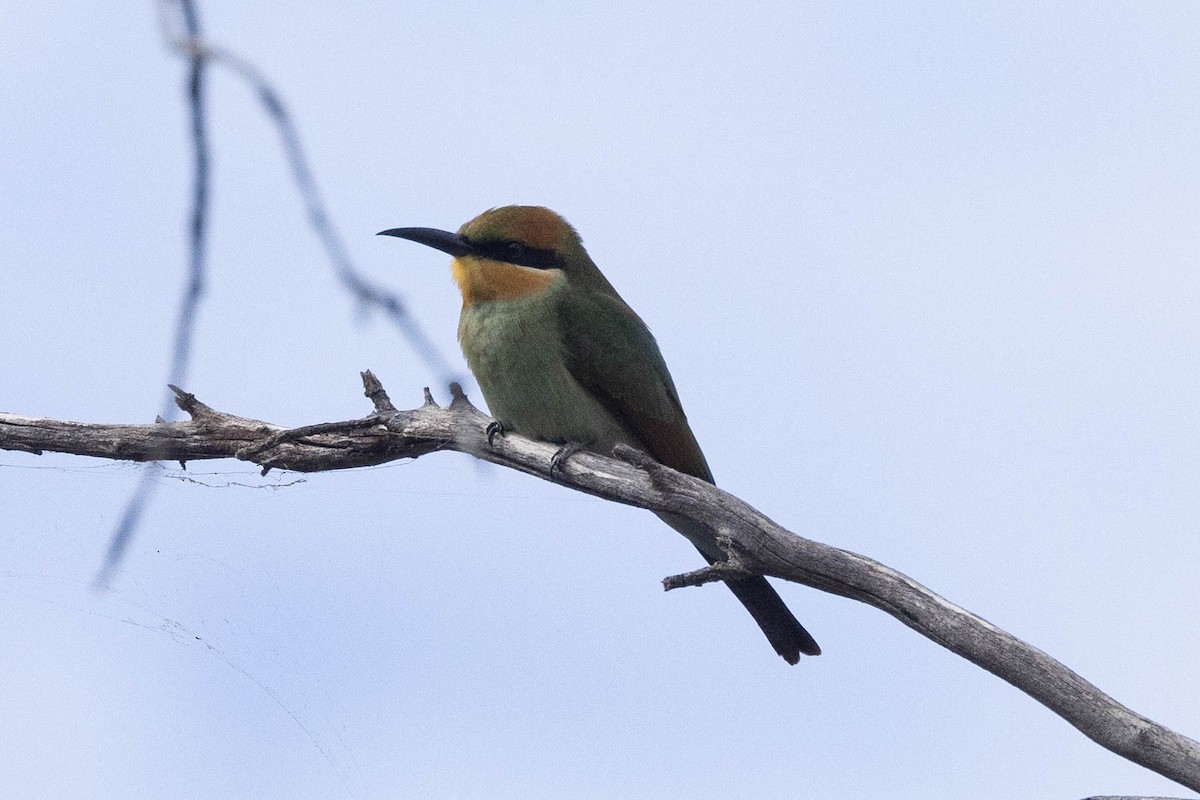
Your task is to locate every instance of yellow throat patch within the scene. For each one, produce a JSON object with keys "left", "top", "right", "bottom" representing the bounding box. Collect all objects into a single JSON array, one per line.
[{"left": 451, "top": 256, "right": 559, "bottom": 306}]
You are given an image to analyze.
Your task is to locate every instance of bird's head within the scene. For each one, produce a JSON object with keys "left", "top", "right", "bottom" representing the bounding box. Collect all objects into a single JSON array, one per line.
[
  {"left": 459, "top": 205, "right": 583, "bottom": 268},
  {"left": 380, "top": 206, "right": 614, "bottom": 303}
]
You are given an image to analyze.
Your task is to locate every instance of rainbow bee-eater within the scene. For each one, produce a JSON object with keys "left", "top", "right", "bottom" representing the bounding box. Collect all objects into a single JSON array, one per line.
[{"left": 379, "top": 206, "right": 820, "bottom": 663}]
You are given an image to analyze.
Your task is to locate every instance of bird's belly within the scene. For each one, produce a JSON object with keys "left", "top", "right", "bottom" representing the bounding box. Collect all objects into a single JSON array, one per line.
[{"left": 458, "top": 297, "right": 633, "bottom": 450}]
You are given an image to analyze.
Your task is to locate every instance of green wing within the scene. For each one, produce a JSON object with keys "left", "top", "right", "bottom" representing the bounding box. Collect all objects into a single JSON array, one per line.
[
  {"left": 557, "top": 287, "right": 821, "bottom": 660},
  {"left": 556, "top": 288, "right": 714, "bottom": 483}
]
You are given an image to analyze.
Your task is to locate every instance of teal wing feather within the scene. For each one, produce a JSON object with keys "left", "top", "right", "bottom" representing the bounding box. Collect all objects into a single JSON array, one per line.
[
  {"left": 555, "top": 288, "right": 714, "bottom": 483},
  {"left": 555, "top": 286, "right": 822, "bottom": 661}
]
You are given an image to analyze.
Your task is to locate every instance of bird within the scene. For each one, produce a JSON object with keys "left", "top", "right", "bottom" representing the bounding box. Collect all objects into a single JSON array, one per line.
[{"left": 379, "top": 206, "right": 820, "bottom": 663}]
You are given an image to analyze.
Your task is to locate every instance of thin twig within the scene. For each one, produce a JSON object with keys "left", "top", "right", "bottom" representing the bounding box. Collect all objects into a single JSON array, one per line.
[
  {"left": 157, "top": 2, "right": 459, "bottom": 383},
  {"left": 101, "top": 1, "right": 462, "bottom": 583},
  {"left": 96, "top": 0, "right": 211, "bottom": 587}
]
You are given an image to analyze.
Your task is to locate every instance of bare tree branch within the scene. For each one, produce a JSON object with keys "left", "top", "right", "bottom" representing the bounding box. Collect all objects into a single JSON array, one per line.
[{"left": 2, "top": 371, "right": 1198, "bottom": 794}]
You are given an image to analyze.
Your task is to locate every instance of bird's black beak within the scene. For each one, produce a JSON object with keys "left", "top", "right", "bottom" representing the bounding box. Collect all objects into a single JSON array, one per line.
[{"left": 377, "top": 227, "right": 476, "bottom": 258}]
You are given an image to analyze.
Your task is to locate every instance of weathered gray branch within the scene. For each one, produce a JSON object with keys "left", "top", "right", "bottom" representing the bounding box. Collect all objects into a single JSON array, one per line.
[{"left": 2, "top": 371, "right": 1198, "bottom": 795}]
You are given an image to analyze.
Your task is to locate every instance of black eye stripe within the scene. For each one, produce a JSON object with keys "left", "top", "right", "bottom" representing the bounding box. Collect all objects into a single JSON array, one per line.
[{"left": 467, "top": 238, "right": 564, "bottom": 270}]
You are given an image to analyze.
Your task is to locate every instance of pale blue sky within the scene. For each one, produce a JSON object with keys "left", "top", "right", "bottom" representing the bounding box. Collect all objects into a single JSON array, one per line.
[{"left": 2, "top": 3, "right": 1198, "bottom": 798}]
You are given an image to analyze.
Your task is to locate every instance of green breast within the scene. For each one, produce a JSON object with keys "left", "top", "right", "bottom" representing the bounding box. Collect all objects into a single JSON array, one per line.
[{"left": 457, "top": 280, "right": 632, "bottom": 448}]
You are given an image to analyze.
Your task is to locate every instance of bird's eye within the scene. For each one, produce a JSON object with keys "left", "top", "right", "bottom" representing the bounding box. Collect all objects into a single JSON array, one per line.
[{"left": 506, "top": 241, "right": 527, "bottom": 259}]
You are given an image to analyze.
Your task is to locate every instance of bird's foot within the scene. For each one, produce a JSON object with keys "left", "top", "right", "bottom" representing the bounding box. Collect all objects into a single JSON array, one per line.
[
  {"left": 486, "top": 420, "right": 507, "bottom": 447},
  {"left": 550, "top": 441, "right": 586, "bottom": 481}
]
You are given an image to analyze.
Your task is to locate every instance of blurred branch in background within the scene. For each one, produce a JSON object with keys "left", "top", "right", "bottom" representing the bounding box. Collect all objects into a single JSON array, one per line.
[
  {"left": 95, "top": 0, "right": 210, "bottom": 586},
  {"left": 98, "top": 0, "right": 458, "bottom": 585},
  {"left": 155, "top": 0, "right": 457, "bottom": 377}
]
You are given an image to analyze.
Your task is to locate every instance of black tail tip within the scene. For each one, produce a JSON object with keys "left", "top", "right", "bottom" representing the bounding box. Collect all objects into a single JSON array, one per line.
[{"left": 780, "top": 639, "right": 821, "bottom": 665}]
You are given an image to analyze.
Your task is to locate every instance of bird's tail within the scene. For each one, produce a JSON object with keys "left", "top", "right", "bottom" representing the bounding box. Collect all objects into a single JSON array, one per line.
[
  {"left": 657, "top": 511, "right": 821, "bottom": 664},
  {"left": 723, "top": 574, "right": 821, "bottom": 663}
]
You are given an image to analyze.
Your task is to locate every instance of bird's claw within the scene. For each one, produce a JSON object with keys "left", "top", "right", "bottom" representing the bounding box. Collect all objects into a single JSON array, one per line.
[
  {"left": 550, "top": 441, "right": 586, "bottom": 481},
  {"left": 486, "top": 421, "right": 507, "bottom": 447}
]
